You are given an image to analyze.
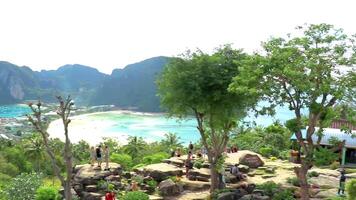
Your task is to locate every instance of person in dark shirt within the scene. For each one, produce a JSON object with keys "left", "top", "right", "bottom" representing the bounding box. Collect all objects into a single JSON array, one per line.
[
  {"left": 188, "top": 141, "right": 194, "bottom": 152},
  {"left": 96, "top": 145, "right": 102, "bottom": 168},
  {"left": 338, "top": 169, "right": 346, "bottom": 195}
]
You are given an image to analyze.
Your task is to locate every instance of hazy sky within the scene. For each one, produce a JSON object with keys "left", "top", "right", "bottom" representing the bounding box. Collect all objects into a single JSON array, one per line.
[{"left": 0, "top": 0, "right": 355, "bottom": 74}]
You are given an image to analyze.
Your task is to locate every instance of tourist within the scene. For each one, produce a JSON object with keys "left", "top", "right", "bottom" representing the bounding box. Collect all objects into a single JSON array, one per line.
[
  {"left": 185, "top": 157, "right": 192, "bottom": 176},
  {"left": 231, "top": 164, "right": 242, "bottom": 181},
  {"left": 201, "top": 146, "right": 207, "bottom": 158},
  {"left": 104, "top": 145, "right": 110, "bottom": 171},
  {"left": 96, "top": 145, "right": 103, "bottom": 168},
  {"left": 105, "top": 191, "right": 115, "bottom": 200},
  {"left": 131, "top": 181, "right": 138, "bottom": 191},
  {"left": 188, "top": 141, "right": 194, "bottom": 152},
  {"left": 176, "top": 147, "right": 181, "bottom": 157},
  {"left": 90, "top": 146, "right": 96, "bottom": 166},
  {"left": 338, "top": 169, "right": 346, "bottom": 195}
]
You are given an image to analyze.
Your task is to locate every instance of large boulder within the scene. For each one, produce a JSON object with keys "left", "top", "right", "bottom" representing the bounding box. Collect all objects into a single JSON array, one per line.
[
  {"left": 158, "top": 179, "right": 182, "bottom": 196},
  {"left": 239, "top": 152, "right": 264, "bottom": 168},
  {"left": 81, "top": 192, "right": 103, "bottom": 200},
  {"left": 188, "top": 168, "right": 211, "bottom": 182},
  {"left": 136, "top": 163, "right": 183, "bottom": 182}
]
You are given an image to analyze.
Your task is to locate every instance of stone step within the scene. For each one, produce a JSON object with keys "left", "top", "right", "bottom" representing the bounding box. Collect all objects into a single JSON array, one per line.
[{"left": 180, "top": 177, "right": 211, "bottom": 191}]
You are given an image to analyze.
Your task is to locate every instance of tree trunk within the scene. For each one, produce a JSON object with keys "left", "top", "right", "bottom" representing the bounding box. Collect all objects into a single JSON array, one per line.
[
  {"left": 209, "top": 161, "right": 219, "bottom": 193},
  {"left": 294, "top": 163, "right": 310, "bottom": 200}
]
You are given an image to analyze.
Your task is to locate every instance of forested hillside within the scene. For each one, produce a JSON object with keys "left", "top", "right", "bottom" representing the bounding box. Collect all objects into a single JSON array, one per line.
[{"left": 0, "top": 57, "right": 170, "bottom": 111}]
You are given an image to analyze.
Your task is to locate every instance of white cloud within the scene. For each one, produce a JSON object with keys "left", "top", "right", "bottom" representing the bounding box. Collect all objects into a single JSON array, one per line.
[{"left": 0, "top": 0, "right": 355, "bottom": 74}]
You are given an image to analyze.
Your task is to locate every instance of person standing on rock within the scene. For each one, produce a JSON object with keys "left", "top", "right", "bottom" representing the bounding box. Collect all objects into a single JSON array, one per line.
[
  {"left": 188, "top": 141, "right": 194, "bottom": 153},
  {"left": 105, "top": 190, "right": 115, "bottom": 200},
  {"left": 96, "top": 145, "right": 103, "bottom": 168},
  {"left": 185, "top": 156, "right": 192, "bottom": 177},
  {"left": 338, "top": 169, "right": 346, "bottom": 196},
  {"left": 104, "top": 145, "right": 110, "bottom": 171},
  {"left": 90, "top": 146, "right": 96, "bottom": 166}
]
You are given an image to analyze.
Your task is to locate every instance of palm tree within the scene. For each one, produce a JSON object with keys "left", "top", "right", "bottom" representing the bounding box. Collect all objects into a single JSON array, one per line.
[
  {"left": 161, "top": 132, "right": 182, "bottom": 149},
  {"left": 23, "top": 133, "right": 45, "bottom": 172},
  {"left": 123, "top": 136, "right": 147, "bottom": 158}
]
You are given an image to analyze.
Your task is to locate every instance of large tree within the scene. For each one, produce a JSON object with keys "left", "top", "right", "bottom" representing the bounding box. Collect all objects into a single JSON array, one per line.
[
  {"left": 28, "top": 96, "right": 75, "bottom": 200},
  {"left": 157, "top": 45, "right": 260, "bottom": 192},
  {"left": 231, "top": 24, "right": 356, "bottom": 199}
]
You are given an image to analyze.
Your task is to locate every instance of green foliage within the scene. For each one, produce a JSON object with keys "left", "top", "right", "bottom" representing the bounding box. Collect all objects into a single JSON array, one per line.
[
  {"left": 314, "top": 148, "right": 338, "bottom": 166},
  {"left": 193, "top": 159, "right": 204, "bottom": 169},
  {"left": 97, "top": 180, "right": 108, "bottom": 190},
  {"left": 272, "top": 189, "right": 295, "bottom": 200},
  {"left": 35, "top": 186, "right": 59, "bottom": 200},
  {"left": 211, "top": 188, "right": 234, "bottom": 200},
  {"left": 122, "top": 191, "right": 149, "bottom": 200},
  {"left": 132, "top": 175, "right": 144, "bottom": 185},
  {"left": 2, "top": 173, "right": 43, "bottom": 200},
  {"left": 327, "top": 196, "right": 346, "bottom": 200},
  {"left": 230, "top": 123, "right": 291, "bottom": 159},
  {"left": 110, "top": 153, "right": 133, "bottom": 170},
  {"left": 0, "top": 162, "right": 19, "bottom": 177},
  {"left": 142, "top": 152, "right": 169, "bottom": 165},
  {"left": 346, "top": 179, "right": 356, "bottom": 200},
  {"left": 287, "top": 177, "right": 300, "bottom": 187},
  {"left": 330, "top": 161, "right": 340, "bottom": 170},
  {"left": 72, "top": 140, "right": 90, "bottom": 165},
  {"left": 146, "top": 180, "right": 157, "bottom": 189},
  {"left": 308, "top": 171, "right": 319, "bottom": 178},
  {"left": 256, "top": 181, "right": 280, "bottom": 197}
]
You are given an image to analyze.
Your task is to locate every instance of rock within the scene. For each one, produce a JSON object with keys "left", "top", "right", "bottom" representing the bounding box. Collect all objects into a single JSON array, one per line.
[
  {"left": 261, "top": 174, "right": 276, "bottom": 179},
  {"left": 188, "top": 168, "right": 211, "bottom": 179},
  {"left": 264, "top": 167, "right": 275, "bottom": 174},
  {"left": 85, "top": 185, "right": 98, "bottom": 192},
  {"left": 314, "top": 189, "right": 338, "bottom": 199},
  {"left": 162, "top": 158, "right": 185, "bottom": 167},
  {"left": 225, "top": 174, "right": 238, "bottom": 184},
  {"left": 137, "top": 163, "right": 183, "bottom": 182},
  {"left": 239, "top": 194, "right": 269, "bottom": 200},
  {"left": 82, "top": 192, "right": 103, "bottom": 200},
  {"left": 181, "top": 177, "right": 210, "bottom": 191},
  {"left": 105, "top": 175, "right": 121, "bottom": 182},
  {"left": 309, "top": 175, "right": 339, "bottom": 189},
  {"left": 239, "top": 152, "right": 264, "bottom": 168},
  {"left": 158, "top": 179, "right": 182, "bottom": 196},
  {"left": 73, "top": 163, "right": 122, "bottom": 185},
  {"left": 247, "top": 171, "right": 255, "bottom": 177},
  {"left": 216, "top": 192, "right": 236, "bottom": 200},
  {"left": 245, "top": 184, "right": 256, "bottom": 194},
  {"left": 202, "top": 162, "right": 210, "bottom": 168},
  {"left": 238, "top": 165, "right": 250, "bottom": 173}
]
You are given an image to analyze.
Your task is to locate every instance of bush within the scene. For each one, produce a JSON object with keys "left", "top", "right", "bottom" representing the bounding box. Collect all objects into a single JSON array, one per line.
[
  {"left": 0, "top": 162, "right": 19, "bottom": 177},
  {"left": 259, "top": 147, "right": 274, "bottom": 157},
  {"left": 346, "top": 179, "right": 356, "bottom": 200},
  {"left": 2, "top": 173, "right": 43, "bottom": 200},
  {"left": 314, "top": 148, "right": 338, "bottom": 166},
  {"left": 272, "top": 189, "right": 295, "bottom": 200},
  {"left": 330, "top": 161, "right": 340, "bottom": 170},
  {"left": 256, "top": 181, "right": 280, "bottom": 197},
  {"left": 287, "top": 177, "right": 300, "bottom": 187},
  {"left": 147, "top": 180, "right": 157, "bottom": 189},
  {"left": 308, "top": 171, "right": 319, "bottom": 178},
  {"left": 132, "top": 163, "right": 146, "bottom": 169},
  {"left": 110, "top": 153, "right": 133, "bottom": 170},
  {"left": 270, "top": 156, "right": 277, "bottom": 161},
  {"left": 193, "top": 159, "right": 203, "bottom": 169},
  {"left": 122, "top": 191, "right": 149, "bottom": 200},
  {"left": 142, "top": 152, "right": 169, "bottom": 165},
  {"left": 35, "top": 186, "right": 59, "bottom": 200}
]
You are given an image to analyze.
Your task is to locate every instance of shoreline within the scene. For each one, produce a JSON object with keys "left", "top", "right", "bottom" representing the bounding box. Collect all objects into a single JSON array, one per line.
[{"left": 47, "top": 110, "right": 197, "bottom": 146}]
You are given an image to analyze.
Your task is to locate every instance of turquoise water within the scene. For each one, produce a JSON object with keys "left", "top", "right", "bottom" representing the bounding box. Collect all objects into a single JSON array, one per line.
[{"left": 0, "top": 104, "right": 31, "bottom": 118}]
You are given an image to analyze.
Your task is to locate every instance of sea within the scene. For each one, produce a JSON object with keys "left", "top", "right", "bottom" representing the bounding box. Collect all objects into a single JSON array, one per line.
[{"left": 2, "top": 104, "right": 298, "bottom": 144}]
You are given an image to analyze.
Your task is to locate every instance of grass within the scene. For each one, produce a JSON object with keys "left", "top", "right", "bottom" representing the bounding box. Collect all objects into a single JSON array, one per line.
[{"left": 42, "top": 176, "right": 61, "bottom": 189}]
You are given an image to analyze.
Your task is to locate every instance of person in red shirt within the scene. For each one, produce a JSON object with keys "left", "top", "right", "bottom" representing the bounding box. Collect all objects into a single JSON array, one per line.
[{"left": 105, "top": 191, "right": 115, "bottom": 200}]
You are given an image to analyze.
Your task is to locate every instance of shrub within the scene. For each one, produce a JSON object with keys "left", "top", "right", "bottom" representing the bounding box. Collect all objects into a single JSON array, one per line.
[
  {"left": 259, "top": 147, "right": 274, "bottom": 157},
  {"left": 270, "top": 156, "right": 278, "bottom": 161},
  {"left": 272, "top": 189, "right": 295, "bottom": 200},
  {"left": 35, "top": 186, "right": 59, "bottom": 200},
  {"left": 314, "top": 148, "right": 338, "bottom": 166},
  {"left": 110, "top": 153, "right": 133, "bottom": 170},
  {"left": 0, "top": 163, "right": 19, "bottom": 177},
  {"left": 122, "top": 191, "right": 149, "bottom": 200},
  {"left": 327, "top": 197, "right": 347, "bottom": 200},
  {"left": 132, "top": 163, "right": 146, "bottom": 169},
  {"left": 142, "top": 152, "right": 169, "bottom": 165},
  {"left": 147, "top": 180, "right": 157, "bottom": 189},
  {"left": 169, "top": 176, "right": 181, "bottom": 183},
  {"left": 2, "top": 173, "right": 43, "bottom": 200},
  {"left": 330, "top": 161, "right": 340, "bottom": 170},
  {"left": 287, "top": 177, "right": 300, "bottom": 187},
  {"left": 308, "top": 171, "right": 319, "bottom": 178},
  {"left": 256, "top": 181, "right": 280, "bottom": 197},
  {"left": 278, "top": 150, "right": 290, "bottom": 160},
  {"left": 97, "top": 180, "right": 108, "bottom": 190},
  {"left": 193, "top": 159, "right": 203, "bottom": 169},
  {"left": 132, "top": 175, "right": 144, "bottom": 185},
  {"left": 346, "top": 179, "right": 356, "bottom": 200}
]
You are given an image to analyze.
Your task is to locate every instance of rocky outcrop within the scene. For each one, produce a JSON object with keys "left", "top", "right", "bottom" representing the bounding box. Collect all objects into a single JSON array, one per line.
[
  {"left": 239, "top": 152, "right": 264, "bottom": 168},
  {"left": 72, "top": 163, "right": 122, "bottom": 198},
  {"left": 136, "top": 163, "right": 183, "bottom": 182},
  {"left": 158, "top": 179, "right": 183, "bottom": 196}
]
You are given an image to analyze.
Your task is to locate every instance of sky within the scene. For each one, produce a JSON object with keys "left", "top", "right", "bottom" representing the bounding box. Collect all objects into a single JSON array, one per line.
[{"left": 0, "top": 0, "right": 355, "bottom": 74}]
